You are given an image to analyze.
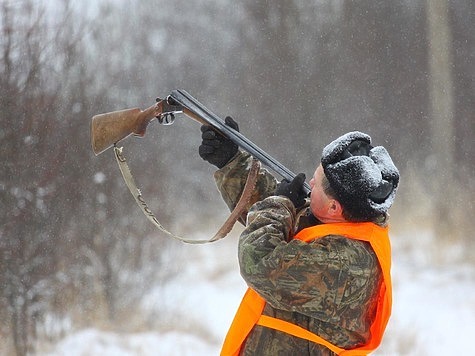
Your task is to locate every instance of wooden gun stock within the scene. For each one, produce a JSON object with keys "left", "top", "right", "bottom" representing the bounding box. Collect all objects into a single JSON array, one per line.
[{"left": 91, "top": 101, "right": 182, "bottom": 155}]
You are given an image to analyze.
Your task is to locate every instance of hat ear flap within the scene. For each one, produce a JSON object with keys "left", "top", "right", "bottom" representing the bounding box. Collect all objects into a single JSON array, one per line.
[
  {"left": 369, "top": 180, "right": 394, "bottom": 203},
  {"left": 345, "top": 140, "right": 372, "bottom": 157},
  {"left": 322, "top": 131, "right": 371, "bottom": 165}
]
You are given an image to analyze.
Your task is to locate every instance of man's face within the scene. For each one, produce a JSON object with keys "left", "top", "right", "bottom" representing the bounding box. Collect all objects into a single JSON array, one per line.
[{"left": 309, "top": 164, "right": 342, "bottom": 223}]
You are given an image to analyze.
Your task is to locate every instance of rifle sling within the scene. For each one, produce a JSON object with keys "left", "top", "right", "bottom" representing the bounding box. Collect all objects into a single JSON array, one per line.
[{"left": 114, "top": 145, "right": 260, "bottom": 244}]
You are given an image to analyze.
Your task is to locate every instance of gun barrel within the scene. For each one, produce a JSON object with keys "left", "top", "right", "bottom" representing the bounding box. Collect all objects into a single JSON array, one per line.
[{"left": 170, "top": 90, "right": 312, "bottom": 195}]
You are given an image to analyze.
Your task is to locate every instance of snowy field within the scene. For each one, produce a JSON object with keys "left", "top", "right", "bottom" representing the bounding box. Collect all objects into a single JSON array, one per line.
[{"left": 43, "top": 229, "right": 475, "bottom": 356}]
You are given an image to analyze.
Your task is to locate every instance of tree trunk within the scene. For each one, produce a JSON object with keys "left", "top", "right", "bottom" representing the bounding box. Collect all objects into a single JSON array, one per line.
[{"left": 425, "top": 0, "right": 456, "bottom": 240}]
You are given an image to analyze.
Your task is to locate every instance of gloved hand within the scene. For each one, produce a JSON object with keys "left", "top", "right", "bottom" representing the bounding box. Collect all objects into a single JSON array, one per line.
[
  {"left": 199, "top": 116, "right": 239, "bottom": 168},
  {"left": 275, "top": 173, "right": 307, "bottom": 208}
]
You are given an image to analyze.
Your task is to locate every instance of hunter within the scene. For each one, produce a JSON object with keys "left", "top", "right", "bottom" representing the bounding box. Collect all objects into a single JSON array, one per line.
[{"left": 199, "top": 117, "right": 399, "bottom": 355}]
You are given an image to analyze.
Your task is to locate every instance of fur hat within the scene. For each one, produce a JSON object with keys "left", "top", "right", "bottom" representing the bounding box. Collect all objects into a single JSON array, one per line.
[{"left": 321, "top": 131, "right": 399, "bottom": 221}]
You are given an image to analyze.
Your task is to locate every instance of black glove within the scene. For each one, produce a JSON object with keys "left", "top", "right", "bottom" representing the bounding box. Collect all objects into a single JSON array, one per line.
[
  {"left": 199, "top": 116, "right": 239, "bottom": 168},
  {"left": 275, "top": 173, "right": 307, "bottom": 208}
]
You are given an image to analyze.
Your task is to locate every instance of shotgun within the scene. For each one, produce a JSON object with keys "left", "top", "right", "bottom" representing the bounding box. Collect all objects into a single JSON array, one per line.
[{"left": 91, "top": 89, "right": 311, "bottom": 194}]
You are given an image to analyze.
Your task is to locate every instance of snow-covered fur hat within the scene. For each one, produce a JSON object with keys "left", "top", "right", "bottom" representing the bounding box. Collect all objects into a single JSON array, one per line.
[{"left": 321, "top": 131, "right": 399, "bottom": 221}]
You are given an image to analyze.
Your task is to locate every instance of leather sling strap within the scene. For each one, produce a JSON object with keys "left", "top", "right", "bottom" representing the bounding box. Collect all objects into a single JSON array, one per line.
[{"left": 114, "top": 145, "right": 260, "bottom": 244}]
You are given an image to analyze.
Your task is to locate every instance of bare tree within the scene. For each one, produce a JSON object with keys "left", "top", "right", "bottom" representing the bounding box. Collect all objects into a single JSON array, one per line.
[
  {"left": 0, "top": 0, "right": 171, "bottom": 353},
  {"left": 0, "top": 1, "right": 69, "bottom": 353}
]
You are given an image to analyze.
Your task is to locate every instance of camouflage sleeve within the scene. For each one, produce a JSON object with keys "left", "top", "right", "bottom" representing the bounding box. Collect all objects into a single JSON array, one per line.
[
  {"left": 239, "top": 196, "right": 381, "bottom": 321},
  {"left": 214, "top": 151, "right": 278, "bottom": 217}
]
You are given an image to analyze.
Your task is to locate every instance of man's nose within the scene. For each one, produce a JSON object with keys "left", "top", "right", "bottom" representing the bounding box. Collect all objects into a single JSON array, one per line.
[{"left": 309, "top": 178, "right": 315, "bottom": 188}]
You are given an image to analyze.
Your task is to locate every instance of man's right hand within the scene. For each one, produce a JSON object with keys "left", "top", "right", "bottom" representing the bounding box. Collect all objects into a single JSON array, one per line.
[
  {"left": 199, "top": 116, "right": 239, "bottom": 168},
  {"left": 275, "top": 173, "right": 307, "bottom": 209}
]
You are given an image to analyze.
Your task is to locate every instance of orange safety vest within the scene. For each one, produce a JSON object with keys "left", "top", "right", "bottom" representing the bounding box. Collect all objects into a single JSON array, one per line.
[{"left": 221, "top": 222, "right": 392, "bottom": 356}]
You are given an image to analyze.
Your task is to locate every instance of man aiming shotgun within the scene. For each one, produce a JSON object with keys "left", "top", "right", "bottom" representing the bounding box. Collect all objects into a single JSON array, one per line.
[
  {"left": 91, "top": 90, "right": 399, "bottom": 355},
  {"left": 199, "top": 119, "right": 399, "bottom": 355}
]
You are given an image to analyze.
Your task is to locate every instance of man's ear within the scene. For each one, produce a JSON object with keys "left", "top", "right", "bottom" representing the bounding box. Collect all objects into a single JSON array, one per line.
[{"left": 328, "top": 199, "right": 344, "bottom": 218}]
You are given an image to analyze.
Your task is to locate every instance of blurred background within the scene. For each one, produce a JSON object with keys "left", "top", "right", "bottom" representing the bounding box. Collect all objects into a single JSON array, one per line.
[{"left": 1, "top": 0, "right": 474, "bottom": 355}]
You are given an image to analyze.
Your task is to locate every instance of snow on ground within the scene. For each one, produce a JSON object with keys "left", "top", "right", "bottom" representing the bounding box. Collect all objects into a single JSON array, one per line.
[{"left": 43, "top": 230, "right": 475, "bottom": 356}]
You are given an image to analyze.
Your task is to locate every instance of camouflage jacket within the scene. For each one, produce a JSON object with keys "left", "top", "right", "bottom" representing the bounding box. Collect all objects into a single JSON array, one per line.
[{"left": 214, "top": 152, "right": 384, "bottom": 356}]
